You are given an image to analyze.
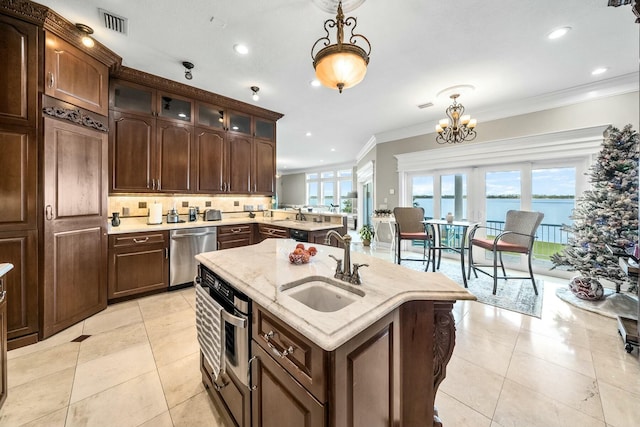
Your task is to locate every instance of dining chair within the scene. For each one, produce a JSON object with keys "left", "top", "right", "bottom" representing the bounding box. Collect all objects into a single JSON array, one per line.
[
  {"left": 467, "top": 210, "right": 544, "bottom": 295},
  {"left": 393, "top": 207, "right": 432, "bottom": 265}
]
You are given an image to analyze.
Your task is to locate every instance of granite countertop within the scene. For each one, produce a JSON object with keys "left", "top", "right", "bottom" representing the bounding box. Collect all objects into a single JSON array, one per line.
[
  {"left": 196, "top": 239, "right": 475, "bottom": 351},
  {"left": 0, "top": 263, "right": 14, "bottom": 277},
  {"left": 107, "top": 216, "right": 343, "bottom": 234}
]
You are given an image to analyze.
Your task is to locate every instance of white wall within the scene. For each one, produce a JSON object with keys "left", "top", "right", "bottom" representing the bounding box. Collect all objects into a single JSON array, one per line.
[{"left": 373, "top": 92, "right": 639, "bottom": 210}]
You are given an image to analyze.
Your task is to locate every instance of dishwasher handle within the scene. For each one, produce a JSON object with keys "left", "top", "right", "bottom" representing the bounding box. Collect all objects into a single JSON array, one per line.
[{"left": 171, "top": 231, "right": 217, "bottom": 239}]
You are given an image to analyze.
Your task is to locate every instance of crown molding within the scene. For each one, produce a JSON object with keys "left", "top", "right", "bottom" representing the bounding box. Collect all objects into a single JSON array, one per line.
[
  {"left": 395, "top": 124, "right": 611, "bottom": 172},
  {"left": 376, "top": 72, "right": 639, "bottom": 145},
  {"left": 0, "top": 0, "right": 122, "bottom": 70}
]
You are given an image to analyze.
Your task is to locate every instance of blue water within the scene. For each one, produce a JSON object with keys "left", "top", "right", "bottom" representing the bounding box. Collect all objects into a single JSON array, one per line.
[{"left": 414, "top": 198, "right": 575, "bottom": 225}]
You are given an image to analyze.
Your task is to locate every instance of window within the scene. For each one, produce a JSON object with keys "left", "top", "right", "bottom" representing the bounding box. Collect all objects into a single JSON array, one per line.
[{"left": 306, "top": 168, "right": 353, "bottom": 211}]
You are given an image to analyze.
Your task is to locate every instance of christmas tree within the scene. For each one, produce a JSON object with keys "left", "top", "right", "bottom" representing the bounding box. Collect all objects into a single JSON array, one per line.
[{"left": 551, "top": 124, "right": 639, "bottom": 293}]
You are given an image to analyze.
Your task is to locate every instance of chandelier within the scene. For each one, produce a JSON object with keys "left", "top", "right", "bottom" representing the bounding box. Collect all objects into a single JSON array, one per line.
[
  {"left": 311, "top": 1, "right": 371, "bottom": 93},
  {"left": 435, "top": 94, "right": 477, "bottom": 144}
]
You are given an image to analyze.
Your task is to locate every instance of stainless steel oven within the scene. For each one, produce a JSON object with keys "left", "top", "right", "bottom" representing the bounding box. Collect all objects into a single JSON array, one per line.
[{"left": 196, "top": 264, "right": 251, "bottom": 387}]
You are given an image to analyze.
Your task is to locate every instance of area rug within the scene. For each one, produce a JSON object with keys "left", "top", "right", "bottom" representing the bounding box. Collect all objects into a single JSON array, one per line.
[
  {"left": 555, "top": 287, "right": 638, "bottom": 320},
  {"left": 402, "top": 259, "right": 544, "bottom": 318}
]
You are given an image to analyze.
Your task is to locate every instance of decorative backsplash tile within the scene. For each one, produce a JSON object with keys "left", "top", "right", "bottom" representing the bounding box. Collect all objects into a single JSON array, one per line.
[{"left": 109, "top": 195, "right": 272, "bottom": 218}]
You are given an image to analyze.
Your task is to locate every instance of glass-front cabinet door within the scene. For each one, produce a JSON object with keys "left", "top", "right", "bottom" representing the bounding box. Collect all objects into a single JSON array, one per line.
[
  {"left": 228, "top": 110, "right": 252, "bottom": 135},
  {"left": 196, "top": 102, "right": 225, "bottom": 130},
  {"left": 110, "top": 80, "right": 155, "bottom": 116},
  {"left": 255, "top": 118, "right": 275, "bottom": 141},
  {"left": 157, "top": 93, "right": 192, "bottom": 124}
]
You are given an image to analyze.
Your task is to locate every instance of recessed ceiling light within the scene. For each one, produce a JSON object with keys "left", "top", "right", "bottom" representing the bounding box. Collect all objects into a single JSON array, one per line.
[
  {"left": 305, "top": 132, "right": 312, "bottom": 137},
  {"left": 233, "top": 44, "right": 249, "bottom": 55},
  {"left": 330, "top": 148, "right": 336, "bottom": 152},
  {"left": 310, "top": 79, "right": 321, "bottom": 87},
  {"left": 591, "top": 67, "right": 608, "bottom": 75},
  {"left": 547, "top": 27, "right": 571, "bottom": 40}
]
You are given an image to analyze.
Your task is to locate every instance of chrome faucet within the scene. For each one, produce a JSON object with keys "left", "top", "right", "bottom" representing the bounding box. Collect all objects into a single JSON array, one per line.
[
  {"left": 325, "top": 230, "right": 355, "bottom": 282},
  {"left": 295, "top": 208, "right": 306, "bottom": 221}
]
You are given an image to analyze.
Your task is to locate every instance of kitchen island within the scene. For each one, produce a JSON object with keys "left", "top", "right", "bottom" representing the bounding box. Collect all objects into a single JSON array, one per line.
[{"left": 196, "top": 238, "right": 474, "bottom": 427}]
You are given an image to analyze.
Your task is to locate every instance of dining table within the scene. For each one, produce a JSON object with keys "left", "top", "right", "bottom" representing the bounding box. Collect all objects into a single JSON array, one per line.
[{"left": 422, "top": 219, "right": 477, "bottom": 288}]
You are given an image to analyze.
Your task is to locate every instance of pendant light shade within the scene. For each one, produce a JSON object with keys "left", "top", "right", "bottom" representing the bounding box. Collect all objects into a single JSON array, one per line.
[{"left": 311, "top": 1, "right": 371, "bottom": 93}]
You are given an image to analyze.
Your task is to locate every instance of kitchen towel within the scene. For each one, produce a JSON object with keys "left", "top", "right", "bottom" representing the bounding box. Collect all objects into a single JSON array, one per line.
[
  {"left": 195, "top": 283, "right": 225, "bottom": 381},
  {"left": 147, "top": 202, "right": 163, "bottom": 224}
]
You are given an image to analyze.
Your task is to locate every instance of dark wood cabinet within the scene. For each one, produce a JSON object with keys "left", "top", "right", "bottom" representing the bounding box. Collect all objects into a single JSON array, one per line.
[
  {"left": 228, "top": 134, "right": 253, "bottom": 194},
  {"left": 41, "top": 117, "right": 108, "bottom": 339},
  {"left": 0, "top": 14, "right": 39, "bottom": 348},
  {"left": 110, "top": 111, "right": 156, "bottom": 192},
  {"left": 217, "top": 224, "right": 254, "bottom": 250},
  {"left": 251, "top": 343, "right": 326, "bottom": 427},
  {"left": 194, "top": 126, "right": 227, "bottom": 193},
  {"left": 0, "top": 270, "right": 8, "bottom": 410},
  {"left": 1, "top": 0, "right": 121, "bottom": 348},
  {"left": 108, "top": 231, "right": 168, "bottom": 300},
  {"left": 157, "top": 120, "right": 193, "bottom": 192},
  {"left": 201, "top": 354, "right": 251, "bottom": 427},
  {"left": 0, "top": 15, "right": 38, "bottom": 129},
  {"left": 110, "top": 80, "right": 194, "bottom": 193},
  {"left": 256, "top": 224, "right": 289, "bottom": 243},
  {"left": 45, "top": 32, "right": 109, "bottom": 116},
  {"left": 0, "top": 231, "right": 38, "bottom": 348},
  {"left": 0, "top": 128, "right": 38, "bottom": 232},
  {"left": 109, "top": 76, "right": 279, "bottom": 195},
  {"left": 253, "top": 139, "right": 276, "bottom": 194}
]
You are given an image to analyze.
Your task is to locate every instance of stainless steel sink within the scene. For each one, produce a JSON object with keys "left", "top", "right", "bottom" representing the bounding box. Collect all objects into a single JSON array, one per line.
[{"left": 281, "top": 276, "right": 365, "bottom": 312}]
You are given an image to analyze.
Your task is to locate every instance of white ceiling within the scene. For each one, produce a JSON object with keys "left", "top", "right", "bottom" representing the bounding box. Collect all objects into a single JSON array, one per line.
[{"left": 36, "top": 0, "right": 639, "bottom": 174}]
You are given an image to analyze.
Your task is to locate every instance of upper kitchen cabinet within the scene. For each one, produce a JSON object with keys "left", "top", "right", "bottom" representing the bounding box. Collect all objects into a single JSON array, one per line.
[
  {"left": 254, "top": 117, "right": 276, "bottom": 142},
  {"left": 227, "top": 110, "right": 252, "bottom": 135},
  {"left": 253, "top": 139, "right": 276, "bottom": 194},
  {"left": 0, "top": 15, "right": 38, "bottom": 128},
  {"left": 110, "top": 80, "right": 193, "bottom": 124},
  {"left": 109, "top": 66, "right": 283, "bottom": 195},
  {"left": 110, "top": 79, "right": 194, "bottom": 193},
  {"left": 45, "top": 32, "right": 109, "bottom": 116}
]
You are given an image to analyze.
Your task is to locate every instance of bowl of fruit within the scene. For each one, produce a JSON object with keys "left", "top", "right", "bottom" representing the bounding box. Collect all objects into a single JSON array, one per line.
[{"left": 288, "top": 243, "right": 317, "bottom": 265}]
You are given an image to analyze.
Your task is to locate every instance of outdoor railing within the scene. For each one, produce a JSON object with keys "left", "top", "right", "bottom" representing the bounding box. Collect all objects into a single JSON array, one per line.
[{"left": 412, "top": 218, "right": 570, "bottom": 260}]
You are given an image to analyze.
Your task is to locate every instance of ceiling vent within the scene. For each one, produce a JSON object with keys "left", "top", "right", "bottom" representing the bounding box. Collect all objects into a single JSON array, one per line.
[
  {"left": 417, "top": 102, "right": 434, "bottom": 109},
  {"left": 99, "top": 9, "right": 128, "bottom": 35}
]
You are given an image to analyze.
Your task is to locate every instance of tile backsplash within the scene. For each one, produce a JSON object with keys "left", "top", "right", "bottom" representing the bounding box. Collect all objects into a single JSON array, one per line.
[{"left": 109, "top": 195, "right": 272, "bottom": 218}]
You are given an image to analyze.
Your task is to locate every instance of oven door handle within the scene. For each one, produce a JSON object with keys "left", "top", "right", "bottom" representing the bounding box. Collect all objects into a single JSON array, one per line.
[{"left": 221, "top": 310, "right": 247, "bottom": 328}]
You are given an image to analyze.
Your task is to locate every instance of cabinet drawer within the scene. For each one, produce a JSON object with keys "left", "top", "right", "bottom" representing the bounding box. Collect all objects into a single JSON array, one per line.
[
  {"left": 218, "top": 224, "right": 253, "bottom": 238},
  {"left": 258, "top": 224, "right": 289, "bottom": 239},
  {"left": 111, "top": 231, "right": 167, "bottom": 248},
  {"left": 252, "top": 304, "right": 326, "bottom": 402}
]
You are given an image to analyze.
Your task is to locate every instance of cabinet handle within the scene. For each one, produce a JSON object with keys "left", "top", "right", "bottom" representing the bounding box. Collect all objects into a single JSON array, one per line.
[
  {"left": 231, "top": 228, "right": 241, "bottom": 233},
  {"left": 45, "top": 205, "right": 53, "bottom": 220},
  {"left": 0, "top": 290, "right": 5, "bottom": 304},
  {"left": 165, "top": 247, "right": 169, "bottom": 258},
  {"left": 157, "top": 178, "right": 161, "bottom": 190},
  {"left": 246, "top": 356, "right": 258, "bottom": 391},
  {"left": 47, "top": 72, "right": 54, "bottom": 88},
  {"left": 263, "top": 331, "right": 295, "bottom": 359},
  {"left": 133, "top": 237, "right": 149, "bottom": 243}
]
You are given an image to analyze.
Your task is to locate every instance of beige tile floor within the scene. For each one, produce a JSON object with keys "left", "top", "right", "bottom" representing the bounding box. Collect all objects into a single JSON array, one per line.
[{"left": 1, "top": 241, "right": 638, "bottom": 427}]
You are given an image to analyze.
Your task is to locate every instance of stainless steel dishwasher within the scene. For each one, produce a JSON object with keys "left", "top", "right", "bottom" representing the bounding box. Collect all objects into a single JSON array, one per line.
[{"left": 170, "top": 227, "right": 217, "bottom": 289}]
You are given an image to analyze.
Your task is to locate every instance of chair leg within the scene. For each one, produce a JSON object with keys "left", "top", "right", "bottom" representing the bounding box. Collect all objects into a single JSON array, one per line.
[
  {"left": 492, "top": 251, "right": 498, "bottom": 295},
  {"left": 527, "top": 252, "right": 538, "bottom": 295},
  {"left": 468, "top": 245, "right": 478, "bottom": 278},
  {"left": 396, "top": 238, "right": 401, "bottom": 265},
  {"left": 498, "top": 252, "right": 507, "bottom": 278}
]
